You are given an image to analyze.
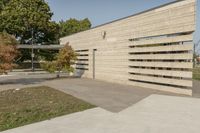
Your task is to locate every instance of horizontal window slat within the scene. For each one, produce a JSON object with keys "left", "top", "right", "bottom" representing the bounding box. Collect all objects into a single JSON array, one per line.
[
  {"left": 128, "top": 68, "right": 192, "bottom": 78},
  {"left": 129, "top": 34, "right": 193, "bottom": 46},
  {"left": 77, "top": 56, "right": 89, "bottom": 60},
  {"left": 129, "top": 75, "right": 192, "bottom": 87},
  {"left": 129, "top": 61, "right": 193, "bottom": 69},
  {"left": 128, "top": 81, "right": 192, "bottom": 95},
  {"left": 129, "top": 43, "right": 193, "bottom": 53},
  {"left": 129, "top": 53, "right": 193, "bottom": 60}
]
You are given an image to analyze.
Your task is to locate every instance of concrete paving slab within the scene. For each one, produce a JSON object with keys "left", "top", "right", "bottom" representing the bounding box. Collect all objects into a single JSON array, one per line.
[
  {"left": 1, "top": 108, "right": 114, "bottom": 133},
  {"left": 2, "top": 95, "right": 200, "bottom": 133},
  {"left": 115, "top": 95, "right": 200, "bottom": 133},
  {"left": 42, "top": 78, "right": 187, "bottom": 112},
  {"left": 0, "top": 75, "right": 193, "bottom": 112},
  {"left": 193, "top": 80, "right": 200, "bottom": 98}
]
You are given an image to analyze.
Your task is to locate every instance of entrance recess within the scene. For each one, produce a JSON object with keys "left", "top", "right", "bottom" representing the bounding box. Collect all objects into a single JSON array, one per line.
[{"left": 93, "top": 49, "right": 97, "bottom": 79}]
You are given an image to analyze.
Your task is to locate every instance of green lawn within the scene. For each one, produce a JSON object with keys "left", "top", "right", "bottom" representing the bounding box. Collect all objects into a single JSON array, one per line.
[
  {"left": 193, "top": 67, "right": 200, "bottom": 80},
  {"left": 0, "top": 86, "right": 95, "bottom": 131}
]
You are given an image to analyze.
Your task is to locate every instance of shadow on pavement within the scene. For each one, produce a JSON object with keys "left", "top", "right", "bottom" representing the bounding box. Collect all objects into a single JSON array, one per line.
[
  {"left": 0, "top": 77, "right": 48, "bottom": 85},
  {"left": 0, "top": 73, "right": 78, "bottom": 86}
]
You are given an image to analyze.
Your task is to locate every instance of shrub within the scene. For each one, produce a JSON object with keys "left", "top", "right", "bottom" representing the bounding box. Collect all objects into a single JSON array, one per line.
[
  {"left": 41, "top": 43, "right": 77, "bottom": 78},
  {"left": 0, "top": 33, "right": 19, "bottom": 74}
]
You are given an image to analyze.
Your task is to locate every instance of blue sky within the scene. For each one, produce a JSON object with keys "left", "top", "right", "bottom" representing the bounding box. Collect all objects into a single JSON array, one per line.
[{"left": 46, "top": 0, "right": 200, "bottom": 54}]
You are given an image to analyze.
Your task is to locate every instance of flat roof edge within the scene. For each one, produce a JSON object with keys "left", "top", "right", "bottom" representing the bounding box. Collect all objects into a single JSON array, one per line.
[{"left": 60, "top": 0, "right": 188, "bottom": 40}]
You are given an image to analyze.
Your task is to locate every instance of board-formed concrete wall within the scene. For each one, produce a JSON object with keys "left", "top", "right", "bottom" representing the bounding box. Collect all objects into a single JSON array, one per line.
[{"left": 60, "top": 0, "right": 196, "bottom": 95}]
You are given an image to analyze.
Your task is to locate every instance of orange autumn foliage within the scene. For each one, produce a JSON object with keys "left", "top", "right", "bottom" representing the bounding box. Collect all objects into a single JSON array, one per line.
[{"left": 0, "top": 33, "right": 19, "bottom": 74}]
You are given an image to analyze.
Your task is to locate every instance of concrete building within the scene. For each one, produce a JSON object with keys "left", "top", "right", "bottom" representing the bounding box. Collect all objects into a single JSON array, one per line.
[{"left": 60, "top": 0, "right": 196, "bottom": 95}]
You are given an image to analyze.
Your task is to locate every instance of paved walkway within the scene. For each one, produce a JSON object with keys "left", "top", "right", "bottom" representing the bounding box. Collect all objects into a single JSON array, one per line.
[
  {"left": 0, "top": 74, "right": 199, "bottom": 112},
  {"left": 1, "top": 73, "right": 200, "bottom": 132},
  {"left": 0, "top": 74, "right": 187, "bottom": 112},
  {"left": 42, "top": 78, "right": 186, "bottom": 112},
  {"left": 193, "top": 80, "right": 200, "bottom": 98},
  {"left": 0, "top": 73, "right": 68, "bottom": 91},
  {"left": 2, "top": 95, "right": 200, "bottom": 133}
]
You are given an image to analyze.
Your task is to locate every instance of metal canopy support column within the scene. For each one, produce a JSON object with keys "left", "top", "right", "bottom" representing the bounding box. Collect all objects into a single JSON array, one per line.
[{"left": 31, "top": 28, "right": 34, "bottom": 72}]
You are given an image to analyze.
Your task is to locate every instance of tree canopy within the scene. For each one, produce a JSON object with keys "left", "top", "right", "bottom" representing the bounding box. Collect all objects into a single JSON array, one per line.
[
  {"left": 0, "top": 0, "right": 59, "bottom": 44},
  {"left": 59, "top": 18, "right": 91, "bottom": 37},
  {"left": 0, "top": 0, "right": 10, "bottom": 11},
  {"left": 0, "top": 32, "right": 18, "bottom": 46},
  {"left": 0, "top": 0, "right": 60, "bottom": 62},
  {"left": 0, "top": 0, "right": 92, "bottom": 63}
]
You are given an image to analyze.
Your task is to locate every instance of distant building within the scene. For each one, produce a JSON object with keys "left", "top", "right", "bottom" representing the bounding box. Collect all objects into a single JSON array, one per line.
[{"left": 60, "top": 0, "right": 196, "bottom": 95}]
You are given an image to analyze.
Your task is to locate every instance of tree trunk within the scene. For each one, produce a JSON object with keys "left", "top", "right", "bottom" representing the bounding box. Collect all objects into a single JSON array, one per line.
[{"left": 56, "top": 71, "right": 60, "bottom": 78}]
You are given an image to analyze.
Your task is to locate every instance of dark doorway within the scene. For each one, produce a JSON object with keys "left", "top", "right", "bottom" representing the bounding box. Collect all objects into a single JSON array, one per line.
[{"left": 93, "top": 49, "right": 97, "bottom": 79}]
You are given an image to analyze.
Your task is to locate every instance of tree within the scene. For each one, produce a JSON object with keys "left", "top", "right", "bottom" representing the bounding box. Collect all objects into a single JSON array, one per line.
[
  {"left": 41, "top": 43, "right": 77, "bottom": 78},
  {"left": 0, "top": 0, "right": 10, "bottom": 11},
  {"left": 80, "top": 18, "right": 92, "bottom": 31},
  {"left": 0, "top": 0, "right": 59, "bottom": 43},
  {"left": 0, "top": 32, "right": 19, "bottom": 74},
  {"left": 59, "top": 18, "right": 91, "bottom": 37},
  {"left": 0, "top": 0, "right": 59, "bottom": 61}
]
